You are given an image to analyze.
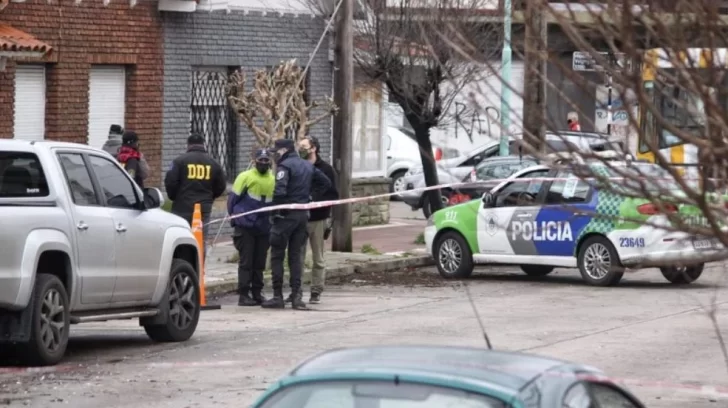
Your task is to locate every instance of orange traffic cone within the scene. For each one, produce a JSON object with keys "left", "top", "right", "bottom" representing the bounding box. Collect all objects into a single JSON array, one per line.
[{"left": 192, "top": 203, "right": 221, "bottom": 311}]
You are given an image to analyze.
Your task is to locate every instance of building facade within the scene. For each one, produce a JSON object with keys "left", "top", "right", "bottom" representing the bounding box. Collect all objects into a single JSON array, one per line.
[{"left": 0, "top": 0, "right": 164, "bottom": 184}]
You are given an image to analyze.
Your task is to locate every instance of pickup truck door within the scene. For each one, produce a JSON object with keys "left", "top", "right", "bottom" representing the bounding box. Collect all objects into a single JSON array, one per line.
[
  {"left": 86, "top": 154, "right": 163, "bottom": 303},
  {"left": 56, "top": 152, "right": 117, "bottom": 304}
]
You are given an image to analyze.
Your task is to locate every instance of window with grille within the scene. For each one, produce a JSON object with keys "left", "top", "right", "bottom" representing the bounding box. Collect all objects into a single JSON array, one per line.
[{"left": 189, "top": 68, "right": 237, "bottom": 181}]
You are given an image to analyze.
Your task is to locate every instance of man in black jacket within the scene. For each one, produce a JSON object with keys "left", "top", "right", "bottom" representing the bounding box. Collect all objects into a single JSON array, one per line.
[
  {"left": 261, "top": 138, "right": 331, "bottom": 310},
  {"left": 288, "top": 136, "right": 338, "bottom": 305},
  {"left": 164, "top": 133, "right": 227, "bottom": 257}
]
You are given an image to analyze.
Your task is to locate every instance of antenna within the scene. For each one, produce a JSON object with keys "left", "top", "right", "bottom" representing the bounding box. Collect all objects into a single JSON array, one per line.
[{"left": 463, "top": 282, "right": 493, "bottom": 350}]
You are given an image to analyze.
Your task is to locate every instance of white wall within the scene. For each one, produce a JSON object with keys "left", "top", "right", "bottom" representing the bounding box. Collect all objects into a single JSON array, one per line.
[{"left": 384, "top": 61, "right": 525, "bottom": 154}]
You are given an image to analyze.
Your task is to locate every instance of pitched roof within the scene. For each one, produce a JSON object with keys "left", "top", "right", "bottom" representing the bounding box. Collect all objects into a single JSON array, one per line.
[{"left": 0, "top": 24, "right": 52, "bottom": 54}]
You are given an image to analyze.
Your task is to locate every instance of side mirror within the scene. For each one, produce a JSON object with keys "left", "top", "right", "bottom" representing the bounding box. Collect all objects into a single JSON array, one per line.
[
  {"left": 143, "top": 187, "right": 164, "bottom": 210},
  {"left": 482, "top": 192, "right": 495, "bottom": 208}
]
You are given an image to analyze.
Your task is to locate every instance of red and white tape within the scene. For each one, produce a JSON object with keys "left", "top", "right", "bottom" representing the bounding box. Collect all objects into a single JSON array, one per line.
[
  {"left": 2, "top": 357, "right": 728, "bottom": 398},
  {"left": 204, "top": 175, "right": 718, "bottom": 227}
]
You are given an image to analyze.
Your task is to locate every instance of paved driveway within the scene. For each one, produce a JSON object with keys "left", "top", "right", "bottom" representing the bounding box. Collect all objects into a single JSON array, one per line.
[{"left": 2, "top": 266, "right": 727, "bottom": 407}]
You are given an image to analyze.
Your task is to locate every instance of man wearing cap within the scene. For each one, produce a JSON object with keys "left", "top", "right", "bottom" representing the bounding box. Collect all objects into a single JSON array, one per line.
[
  {"left": 261, "top": 138, "right": 331, "bottom": 310},
  {"left": 117, "top": 130, "right": 150, "bottom": 188},
  {"left": 165, "top": 133, "right": 227, "bottom": 257},
  {"left": 228, "top": 149, "right": 275, "bottom": 306},
  {"left": 292, "top": 135, "right": 338, "bottom": 305}
]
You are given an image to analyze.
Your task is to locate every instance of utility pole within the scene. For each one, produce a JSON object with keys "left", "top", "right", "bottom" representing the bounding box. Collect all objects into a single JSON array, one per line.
[
  {"left": 522, "top": 0, "right": 547, "bottom": 154},
  {"left": 499, "top": 0, "right": 512, "bottom": 156},
  {"left": 331, "top": 0, "right": 353, "bottom": 252}
]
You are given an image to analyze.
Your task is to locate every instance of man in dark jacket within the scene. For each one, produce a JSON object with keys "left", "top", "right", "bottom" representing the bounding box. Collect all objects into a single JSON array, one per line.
[
  {"left": 261, "top": 138, "right": 331, "bottom": 310},
  {"left": 117, "top": 130, "right": 147, "bottom": 188},
  {"left": 164, "top": 133, "right": 227, "bottom": 256},
  {"left": 288, "top": 135, "right": 338, "bottom": 305},
  {"left": 228, "top": 149, "right": 275, "bottom": 306}
]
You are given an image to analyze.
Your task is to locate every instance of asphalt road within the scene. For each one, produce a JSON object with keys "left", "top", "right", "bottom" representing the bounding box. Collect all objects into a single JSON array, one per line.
[{"left": 2, "top": 265, "right": 728, "bottom": 407}]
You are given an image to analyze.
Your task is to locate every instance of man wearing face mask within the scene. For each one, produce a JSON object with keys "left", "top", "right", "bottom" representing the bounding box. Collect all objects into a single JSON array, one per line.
[
  {"left": 228, "top": 149, "right": 276, "bottom": 306},
  {"left": 261, "top": 138, "right": 331, "bottom": 310}
]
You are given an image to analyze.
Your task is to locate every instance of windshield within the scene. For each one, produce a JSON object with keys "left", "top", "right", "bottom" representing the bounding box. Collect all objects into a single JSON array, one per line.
[
  {"left": 258, "top": 380, "right": 506, "bottom": 408},
  {"left": 652, "top": 68, "right": 720, "bottom": 148}
]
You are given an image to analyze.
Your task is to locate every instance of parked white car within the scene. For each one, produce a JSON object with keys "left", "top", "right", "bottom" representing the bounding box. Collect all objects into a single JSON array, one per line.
[
  {"left": 386, "top": 126, "right": 460, "bottom": 194},
  {"left": 0, "top": 140, "right": 201, "bottom": 366}
]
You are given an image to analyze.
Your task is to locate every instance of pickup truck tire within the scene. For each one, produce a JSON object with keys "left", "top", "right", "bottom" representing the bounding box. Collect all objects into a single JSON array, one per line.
[
  {"left": 144, "top": 259, "right": 200, "bottom": 343},
  {"left": 21, "top": 274, "right": 70, "bottom": 366}
]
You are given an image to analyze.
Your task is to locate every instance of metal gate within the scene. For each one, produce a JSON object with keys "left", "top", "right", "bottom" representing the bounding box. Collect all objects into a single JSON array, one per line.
[{"left": 190, "top": 69, "right": 237, "bottom": 181}]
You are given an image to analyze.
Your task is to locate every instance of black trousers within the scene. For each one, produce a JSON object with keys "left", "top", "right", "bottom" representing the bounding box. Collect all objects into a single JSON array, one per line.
[
  {"left": 270, "top": 211, "right": 309, "bottom": 294},
  {"left": 232, "top": 227, "right": 269, "bottom": 296}
]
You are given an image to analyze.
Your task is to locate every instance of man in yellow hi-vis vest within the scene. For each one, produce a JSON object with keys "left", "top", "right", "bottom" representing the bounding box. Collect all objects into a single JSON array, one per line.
[{"left": 165, "top": 133, "right": 227, "bottom": 256}]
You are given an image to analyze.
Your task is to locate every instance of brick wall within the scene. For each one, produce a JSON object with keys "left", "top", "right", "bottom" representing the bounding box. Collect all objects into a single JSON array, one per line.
[
  {"left": 0, "top": 0, "right": 164, "bottom": 185},
  {"left": 161, "top": 9, "right": 334, "bottom": 181}
]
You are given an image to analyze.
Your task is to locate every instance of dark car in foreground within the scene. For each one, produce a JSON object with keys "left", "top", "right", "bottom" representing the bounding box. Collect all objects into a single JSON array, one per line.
[{"left": 249, "top": 345, "right": 646, "bottom": 408}]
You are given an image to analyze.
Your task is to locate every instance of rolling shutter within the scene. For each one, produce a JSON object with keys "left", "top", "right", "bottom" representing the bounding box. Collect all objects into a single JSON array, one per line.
[
  {"left": 88, "top": 66, "right": 126, "bottom": 148},
  {"left": 13, "top": 65, "right": 46, "bottom": 141}
]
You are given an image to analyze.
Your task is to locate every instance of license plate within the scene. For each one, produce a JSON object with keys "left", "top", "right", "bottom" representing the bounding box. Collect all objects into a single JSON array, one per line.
[{"left": 692, "top": 238, "right": 721, "bottom": 250}]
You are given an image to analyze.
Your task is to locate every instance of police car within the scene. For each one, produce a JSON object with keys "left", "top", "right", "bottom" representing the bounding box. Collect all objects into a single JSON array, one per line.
[{"left": 424, "top": 161, "right": 728, "bottom": 286}]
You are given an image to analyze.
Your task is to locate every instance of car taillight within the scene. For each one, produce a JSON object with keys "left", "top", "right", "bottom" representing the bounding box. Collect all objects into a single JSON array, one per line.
[
  {"left": 434, "top": 148, "right": 443, "bottom": 161},
  {"left": 637, "top": 203, "right": 678, "bottom": 215}
]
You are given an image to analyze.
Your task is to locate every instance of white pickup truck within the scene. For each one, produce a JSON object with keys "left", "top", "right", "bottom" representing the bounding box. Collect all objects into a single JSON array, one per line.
[{"left": 0, "top": 140, "right": 202, "bottom": 366}]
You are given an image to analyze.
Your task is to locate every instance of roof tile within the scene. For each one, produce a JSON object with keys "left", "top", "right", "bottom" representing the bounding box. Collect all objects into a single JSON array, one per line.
[{"left": 0, "top": 24, "right": 52, "bottom": 54}]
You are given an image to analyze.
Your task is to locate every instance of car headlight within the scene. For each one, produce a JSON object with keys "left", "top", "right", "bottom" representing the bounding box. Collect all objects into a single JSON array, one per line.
[{"left": 409, "top": 167, "right": 424, "bottom": 176}]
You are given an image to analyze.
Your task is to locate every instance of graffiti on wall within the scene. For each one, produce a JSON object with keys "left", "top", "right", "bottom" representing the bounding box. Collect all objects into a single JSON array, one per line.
[{"left": 453, "top": 102, "right": 501, "bottom": 143}]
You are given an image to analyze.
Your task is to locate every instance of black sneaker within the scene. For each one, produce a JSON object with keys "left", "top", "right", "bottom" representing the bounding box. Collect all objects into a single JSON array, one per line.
[
  {"left": 291, "top": 293, "right": 307, "bottom": 310},
  {"left": 238, "top": 295, "right": 258, "bottom": 307},
  {"left": 261, "top": 296, "right": 285, "bottom": 309},
  {"left": 309, "top": 293, "right": 321, "bottom": 304},
  {"left": 284, "top": 294, "right": 293, "bottom": 303},
  {"left": 252, "top": 293, "right": 267, "bottom": 305}
]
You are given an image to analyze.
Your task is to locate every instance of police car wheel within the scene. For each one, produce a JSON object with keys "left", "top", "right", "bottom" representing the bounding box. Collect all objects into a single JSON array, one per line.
[
  {"left": 660, "top": 264, "right": 704, "bottom": 284},
  {"left": 577, "top": 236, "right": 624, "bottom": 286},
  {"left": 434, "top": 231, "right": 474, "bottom": 279},
  {"left": 520, "top": 265, "right": 554, "bottom": 277}
]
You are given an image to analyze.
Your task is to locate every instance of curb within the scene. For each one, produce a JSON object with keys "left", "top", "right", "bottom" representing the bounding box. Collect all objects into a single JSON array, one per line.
[{"left": 204, "top": 254, "right": 434, "bottom": 298}]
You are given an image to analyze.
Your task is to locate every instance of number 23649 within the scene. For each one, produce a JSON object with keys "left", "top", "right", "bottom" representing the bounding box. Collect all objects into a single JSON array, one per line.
[{"left": 619, "top": 237, "right": 645, "bottom": 248}]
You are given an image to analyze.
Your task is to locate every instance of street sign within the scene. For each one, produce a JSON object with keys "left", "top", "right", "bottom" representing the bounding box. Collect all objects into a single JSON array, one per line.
[{"left": 572, "top": 51, "right": 630, "bottom": 72}]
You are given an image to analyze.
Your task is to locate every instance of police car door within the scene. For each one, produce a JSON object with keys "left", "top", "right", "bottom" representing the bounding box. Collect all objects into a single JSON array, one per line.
[
  {"left": 476, "top": 168, "right": 551, "bottom": 259},
  {"left": 533, "top": 170, "right": 595, "bottom": 262}
]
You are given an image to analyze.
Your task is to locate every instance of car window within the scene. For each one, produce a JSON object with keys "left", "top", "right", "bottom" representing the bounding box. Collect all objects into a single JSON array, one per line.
[
  {"left": 495, "top": 169, "right": 550, "bottom": 207},
  {"left": 0, "top": 151, "right": 49, "bottom": 198},
  {"left": 545, "top": 171, "right": 591, "bottom": 204},
  {"left": 260, "top": 381, "right": 506, "bottom": 408},
  {"left": 461, "top": 145, "right": 498, "bottom": 167},
  {"left": 88, "top": 155, "right": 139, "bottom": 210},
  {"left": 563, "top": 382, "right": 642, "bottom": 408},
  {"left": 590, "top": 383, "right": 642, "bottom": 408},
  {"left": 57, "top": 153, "right": 98, "bottom": 206}
]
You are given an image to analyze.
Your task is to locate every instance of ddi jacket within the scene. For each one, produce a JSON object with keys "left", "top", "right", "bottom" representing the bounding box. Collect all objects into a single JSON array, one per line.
[
  {"left": 227, "top": 169, "right": 275, "bottom": 232},
  {"left": 164, "top": 145, "right": 226, "bottom": 221}
]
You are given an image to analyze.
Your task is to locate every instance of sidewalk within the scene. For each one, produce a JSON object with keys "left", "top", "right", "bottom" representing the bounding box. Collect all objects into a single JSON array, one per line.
[{"left": 203, "top": 218, "right": 432, "bottom": 297}]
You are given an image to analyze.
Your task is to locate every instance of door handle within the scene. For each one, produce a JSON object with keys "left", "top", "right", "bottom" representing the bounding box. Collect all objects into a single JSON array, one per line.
[
  {"left": 115, "top": 223, "right": 127, "bottom": 233},
  {"left": 77, "top": 221, "right": 89, "bottom": 231},
  {"left": 516, "top": 213, "right": 532, "bottom": 218}
]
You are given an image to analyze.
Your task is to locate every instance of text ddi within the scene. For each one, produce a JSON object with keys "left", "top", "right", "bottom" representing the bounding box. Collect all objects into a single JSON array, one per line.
[{"left": 187, "top": 164, "right": 212, "bottom": 180}]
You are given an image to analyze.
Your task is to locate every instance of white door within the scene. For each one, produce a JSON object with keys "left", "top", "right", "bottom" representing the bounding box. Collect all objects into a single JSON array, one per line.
[
  {"left": 86, "top": 154, "right": 162, "bottom": 303},
  {"left": 56, "top": 152, "right": 117, "bottom": 305},
  {"left": 476, "top": 168, "right": 551, "bottom": 260},
  {"left": 88, "top": 66, "right": 126, "bottom": 149},
  {"left": 13, "top": 65, "right": 46, "bottom": 141}
]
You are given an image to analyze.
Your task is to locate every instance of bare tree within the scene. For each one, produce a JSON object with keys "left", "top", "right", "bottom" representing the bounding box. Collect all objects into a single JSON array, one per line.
[
  {"left": 310, "top": 0, "right": 502, "bottom": 213},
  {"left": 226, "top": 59, "right": 338, "bottom": 151}
]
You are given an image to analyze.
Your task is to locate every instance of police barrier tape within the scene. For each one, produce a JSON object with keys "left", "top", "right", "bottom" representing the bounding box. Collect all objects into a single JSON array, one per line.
[
  {"left": 203, "top": 175, "right": 717, "bottom": 227},
  {"left": 2, "top": 357, "right": 728, "bottom": 398}
]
